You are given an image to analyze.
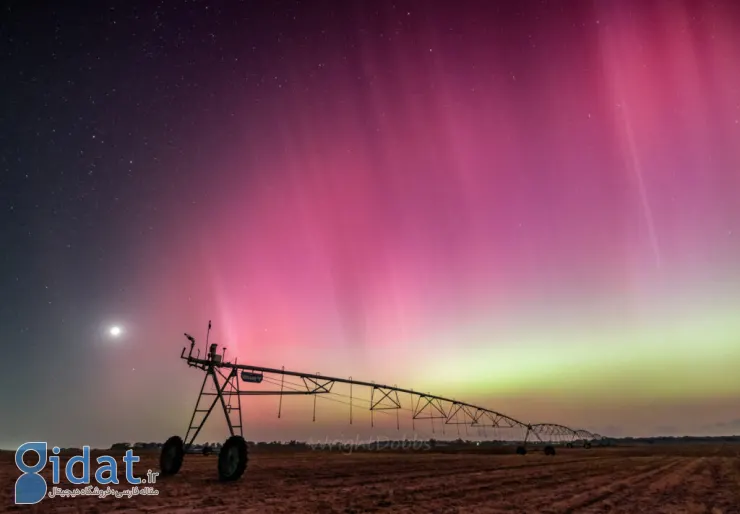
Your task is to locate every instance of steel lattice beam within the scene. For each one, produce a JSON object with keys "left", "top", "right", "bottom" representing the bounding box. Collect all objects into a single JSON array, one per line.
[{"left": 178, "top": 330, "right": 604, "bottom": 447}]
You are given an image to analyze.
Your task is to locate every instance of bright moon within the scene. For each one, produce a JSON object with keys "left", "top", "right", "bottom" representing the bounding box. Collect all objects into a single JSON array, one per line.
[{"left": 110, "top": 326, "right": 122, "bottom": 337}]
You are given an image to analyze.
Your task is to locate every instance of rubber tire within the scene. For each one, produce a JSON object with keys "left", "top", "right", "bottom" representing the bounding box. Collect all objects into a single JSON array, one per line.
[
  {"left": 218, "top": 435, "right": 248, "bottom": 481},
  {"left": 160, "top": 435, "right": 184, "bottom": 476},
  {"left": 515, "top": 445, "right": 527, "bottom": 455},
  {"left": 544, "top": 445, "right": 556, "bottom": 456}
]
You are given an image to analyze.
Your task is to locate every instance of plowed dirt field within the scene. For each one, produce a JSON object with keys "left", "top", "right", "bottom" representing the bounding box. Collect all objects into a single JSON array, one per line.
[{"left": 2, "top": 444, "right": 739, "bottom": 513}]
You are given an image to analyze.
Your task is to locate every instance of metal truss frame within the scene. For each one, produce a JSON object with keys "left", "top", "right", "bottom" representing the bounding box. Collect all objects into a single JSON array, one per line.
[{"left": 178, "top": 327, "right": 606, "bottom": 451}]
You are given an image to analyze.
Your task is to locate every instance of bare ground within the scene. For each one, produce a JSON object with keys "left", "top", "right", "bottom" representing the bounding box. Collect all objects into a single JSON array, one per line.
[{"left": 1, "top": 444, "right": 739, "bottom": 513}]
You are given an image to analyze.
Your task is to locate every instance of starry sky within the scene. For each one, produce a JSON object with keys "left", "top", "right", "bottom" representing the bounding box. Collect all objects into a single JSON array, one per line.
[{"left": 1, "top": 0, "right": 740, "bottom": 449}]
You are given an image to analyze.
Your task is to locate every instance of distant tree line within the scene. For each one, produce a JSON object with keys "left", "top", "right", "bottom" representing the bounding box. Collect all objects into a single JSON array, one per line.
[{"left": 107, "top": 434, "right": 739, "bottom": 451}]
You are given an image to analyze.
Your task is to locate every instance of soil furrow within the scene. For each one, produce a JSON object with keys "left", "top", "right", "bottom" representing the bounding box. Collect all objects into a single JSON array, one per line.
[
  {"left": 2, "top": 446, "right": 739, "bottom": 513},
  {"left": 540, "top": 457, "right": 685, "bottom": 513}
]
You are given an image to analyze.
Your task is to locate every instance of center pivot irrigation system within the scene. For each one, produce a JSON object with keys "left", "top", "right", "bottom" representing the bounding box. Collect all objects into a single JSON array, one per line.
[{"left": 160, "top": 322, "right": 606, "bottom": 481}]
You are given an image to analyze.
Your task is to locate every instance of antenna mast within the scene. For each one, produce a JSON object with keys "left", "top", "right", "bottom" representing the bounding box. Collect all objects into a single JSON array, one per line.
[{"left": 204, "top": 320, "right": 212, "bottom": 359}]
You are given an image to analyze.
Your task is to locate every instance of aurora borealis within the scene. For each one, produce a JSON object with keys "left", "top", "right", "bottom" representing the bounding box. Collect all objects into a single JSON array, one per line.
[{"left": 1, "top": 0, "right": 739, "bottom": 449}]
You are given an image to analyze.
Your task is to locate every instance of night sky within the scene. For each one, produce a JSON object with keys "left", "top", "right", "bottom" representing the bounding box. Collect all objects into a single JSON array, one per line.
[{"left": 2, "top": 0, "right": 740, "bottom": 449}]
